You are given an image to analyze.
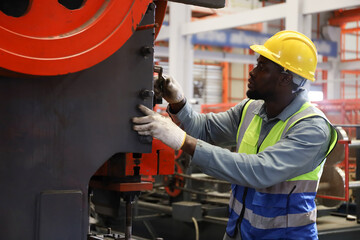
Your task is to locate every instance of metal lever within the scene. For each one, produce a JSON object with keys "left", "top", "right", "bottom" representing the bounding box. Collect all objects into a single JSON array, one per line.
[{"left": 153, "top": 65, "right": 164, "bottom": 105}]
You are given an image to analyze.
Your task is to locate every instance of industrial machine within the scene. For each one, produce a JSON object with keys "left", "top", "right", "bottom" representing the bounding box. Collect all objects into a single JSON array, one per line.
[
  {"left": 2, "top": 1, "right": 359, "bottom": 240},
  {"left": 0, "top": 1, "right": 224, "bottom": 240}
]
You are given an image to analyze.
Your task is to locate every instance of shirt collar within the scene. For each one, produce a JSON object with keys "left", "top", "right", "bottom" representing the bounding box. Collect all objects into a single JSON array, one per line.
[{"left": 252, "top": 89, "right": 309, "bottom": 122}]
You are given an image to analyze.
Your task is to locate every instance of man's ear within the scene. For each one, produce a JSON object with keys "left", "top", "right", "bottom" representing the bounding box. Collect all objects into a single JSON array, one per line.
[{"left": 279, "top": 72, "right": 293, "bottom": 87}]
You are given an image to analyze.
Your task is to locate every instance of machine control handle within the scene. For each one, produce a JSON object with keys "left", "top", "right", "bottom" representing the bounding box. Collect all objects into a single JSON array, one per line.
[{"left": 153, "top": 65, "right": 164, "bottom": 105}]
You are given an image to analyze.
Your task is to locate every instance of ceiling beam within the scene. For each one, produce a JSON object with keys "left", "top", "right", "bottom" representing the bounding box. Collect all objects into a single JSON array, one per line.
[
  {"left": 155, "top": 46, "right": 334, "bottom": 70},
  {"left": 181, "top": 3, "right": 286, "bottom": 36},
  {"left": 302, "top": 0, "right": 360, "bottom": 15},
  {"left": 339, "top": 61, "right": 360, "bottom": 71},
  {"left": 179, "top": 0, "right": 360, "bottom": 36},
  {"left": 155, "top": 46, "right": 256, "bottom": 63}
]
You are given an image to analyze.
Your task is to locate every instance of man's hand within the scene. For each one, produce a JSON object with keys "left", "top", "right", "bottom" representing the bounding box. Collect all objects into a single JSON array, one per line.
[
  {"left": 132, "top": 105, "right": 186, "bottom": 150},
  {"left": 154, "top": 75, "right": 184, "bottom": 104}
]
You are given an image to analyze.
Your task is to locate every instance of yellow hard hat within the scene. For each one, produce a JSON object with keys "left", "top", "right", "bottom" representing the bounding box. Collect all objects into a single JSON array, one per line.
[{"left": 250, "top": 30, "right": 317, "bottom": 81}]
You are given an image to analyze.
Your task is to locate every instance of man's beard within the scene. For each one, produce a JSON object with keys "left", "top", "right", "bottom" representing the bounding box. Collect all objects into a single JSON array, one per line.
[
  {"left": 247, "top": 89, "right": 273, "bottom": 101},
  {"left": 246, "top": 89, "right": 261, "bottom": 100}
]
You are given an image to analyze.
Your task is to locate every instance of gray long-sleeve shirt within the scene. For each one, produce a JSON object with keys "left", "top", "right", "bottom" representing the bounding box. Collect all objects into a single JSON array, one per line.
[{"left": 169, "top": 90, "right": 332, "bottom": 189}]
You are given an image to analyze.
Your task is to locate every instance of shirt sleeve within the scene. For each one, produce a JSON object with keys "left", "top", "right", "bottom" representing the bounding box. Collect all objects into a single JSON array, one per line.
[
  {"left": 168, "top": 99, "right": 249, "bottom": 148},
  {"left": 191, "top": 116, "right": 332, "bottom": 189}
]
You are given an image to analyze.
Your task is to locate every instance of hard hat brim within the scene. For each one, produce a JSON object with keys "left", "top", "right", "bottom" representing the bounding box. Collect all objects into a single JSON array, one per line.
[{"left": 250, "top": 44, "right": 280, "bottom": 66}]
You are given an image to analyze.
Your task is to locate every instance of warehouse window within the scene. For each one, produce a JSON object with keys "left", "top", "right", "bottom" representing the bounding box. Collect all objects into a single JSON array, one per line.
[{"left": 309, "top": 91, "right": 324, "bottom": 102}]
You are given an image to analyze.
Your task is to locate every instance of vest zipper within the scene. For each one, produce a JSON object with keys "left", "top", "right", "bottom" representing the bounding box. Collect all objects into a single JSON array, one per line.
[
  {"left": 286, "top": 185, "right": 297, "bottom": 236},
  {"left": 236, "top": 145, "right": 259, "bottom": 237},
  {"left": 234, "top": 187, "right": 248, "bottom": 238}
]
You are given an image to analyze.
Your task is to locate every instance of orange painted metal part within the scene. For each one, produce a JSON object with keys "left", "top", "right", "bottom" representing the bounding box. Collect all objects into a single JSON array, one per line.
[
  {"left": 201, "top": 102, "right": 237, "bottom": 114},
  {"left": 94, "top": 139, "right": 175, "bottom": 178},
  {"left": 154, "top": 0, "right": 167, "bottom": 39},
  {"left": 329, "top": 8, "right": 360, "bottom": 27},
  {"left": 222, "top": 62, "right": 229, "bottom": 103},
  {"left": 313, "top": 99, "right": 360, "bottom": 125},
  {"left": 137, "top": 0, "right": 167, "bottom": 38},
  {"left": 125, "top": 139, "right": 175, "bottom": 176},
  {"left": 91, "top": 138, "right": 174, "bottom": 193},
  {"left": 0, "top": 0, "right": 152, "bottom": 75},
  {"left": 90, "top": 180, "right": 153, "bottom": 192},
  {"left": 164, "top": 161, "right": 184, "bottom": 197}
]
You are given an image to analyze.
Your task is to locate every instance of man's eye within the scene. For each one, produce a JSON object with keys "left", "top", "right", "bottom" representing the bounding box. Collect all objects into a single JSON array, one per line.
[{"left": 256, "top": 63, "right": 263, "bottom": 70}]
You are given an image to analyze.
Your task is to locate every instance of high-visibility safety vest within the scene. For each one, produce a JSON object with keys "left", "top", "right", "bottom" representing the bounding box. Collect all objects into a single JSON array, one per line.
[{"left": 226, "top": 100, "right": 338, "bottom": 239}]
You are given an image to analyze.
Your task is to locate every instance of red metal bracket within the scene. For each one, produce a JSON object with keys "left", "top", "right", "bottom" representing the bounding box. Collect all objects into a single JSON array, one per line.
[{"left": 90, "top": 180, "right": 153, "bottom": 192}]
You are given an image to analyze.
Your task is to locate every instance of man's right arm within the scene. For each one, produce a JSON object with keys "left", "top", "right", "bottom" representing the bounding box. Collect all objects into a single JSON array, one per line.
[
  {"left": 156, "top": 74, "right": 247, "bottom": 149},
  {"left": 181, "top": 134, "right": 197, "bottom": 156},
  {"left": 169, "top": 98, "right": 186, "bottom": 114},
  {"left": 168, "top": 98, "right": 248, "bottom": 148}
]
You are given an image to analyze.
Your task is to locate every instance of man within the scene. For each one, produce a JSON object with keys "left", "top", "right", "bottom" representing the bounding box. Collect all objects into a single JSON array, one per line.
[{"left": 133, "top": 30, "right": 338, "bottom": 239}]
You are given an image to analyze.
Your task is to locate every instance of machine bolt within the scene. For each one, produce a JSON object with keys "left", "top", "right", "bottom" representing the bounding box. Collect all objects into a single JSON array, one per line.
[
  {"left": 147, "top": 2, "right": 155, "bottom": 12},
  {"left": 141, "top": 46, "right": 154, "bottom": 58},
  {"left": 139, "top": 89, "right": 154, "bottom": 100}
]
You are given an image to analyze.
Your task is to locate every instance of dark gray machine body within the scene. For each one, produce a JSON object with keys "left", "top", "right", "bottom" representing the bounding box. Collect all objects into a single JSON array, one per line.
[{"left": 0, "top": 6, "right": 154, "bottom": 240}]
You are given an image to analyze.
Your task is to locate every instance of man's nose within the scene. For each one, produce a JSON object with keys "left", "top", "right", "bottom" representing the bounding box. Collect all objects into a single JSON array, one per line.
[{"left": 249, "top": 69, "right": 255, "bottom": 78}]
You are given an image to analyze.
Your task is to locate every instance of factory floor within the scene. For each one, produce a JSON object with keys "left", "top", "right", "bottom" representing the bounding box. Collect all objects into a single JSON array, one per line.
[
  {"left": 97, "top": 202, "right": 360, "bottom": 240},
  {"left": 317, "top": 206, "right": 360, "bottom": 240}
]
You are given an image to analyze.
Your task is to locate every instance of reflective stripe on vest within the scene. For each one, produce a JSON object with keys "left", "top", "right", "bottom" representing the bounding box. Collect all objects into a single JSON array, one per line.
[
  {"left": 229, "top": 193, "right": 317, "bottom": 229},
  {"left": 227, "top": 100, "right": 338, "bottom": 238}
]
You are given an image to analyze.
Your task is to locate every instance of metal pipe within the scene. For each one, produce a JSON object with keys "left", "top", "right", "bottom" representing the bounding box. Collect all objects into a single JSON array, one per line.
[
  {"left": 177, "top": 186, "right": 230, "bottom": 199},
  {"left": 125, "top": 200, "right": 133, "bottom": 240},
  {"left": 345, "top": 141, "right": 350, "bottom": 201},
  {"left": 203, "top": 215, "right": 228, "bottom": 225},
  {"left": 356, "top": 127, "right": 360, "bottom": 223},
  {"left": 137, "top": 201, "right": 172, "bottom": 215},
  {"left": 134, "top": 213, "right": 166, "bottom": 221},
  {"left": 176, "top": 173, "right": 230, "bottom": 184},
  {"left": 349, "top": 139, "right": 360, "bottom": 148},
  {"left": 349, "top": 180, "right": 360, "bottom": 189}
]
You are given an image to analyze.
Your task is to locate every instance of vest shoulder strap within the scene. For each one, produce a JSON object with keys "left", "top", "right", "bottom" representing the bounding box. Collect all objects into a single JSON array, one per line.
[
  {"left": 281, "top": 102, "right": 338, "bottom": 158},
  {"left": 236, "top": 99, "right": 262, "bottom": 147}
]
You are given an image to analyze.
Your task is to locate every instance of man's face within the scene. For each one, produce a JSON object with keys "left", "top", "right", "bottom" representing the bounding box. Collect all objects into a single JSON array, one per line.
[{"left": 246, "top": 55, "right": 282, "bottom": 101}]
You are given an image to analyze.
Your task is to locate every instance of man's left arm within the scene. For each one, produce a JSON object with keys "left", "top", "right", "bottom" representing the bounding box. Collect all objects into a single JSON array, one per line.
[{"left": 189, "top": 116, "right": 332, "bottom": 188}]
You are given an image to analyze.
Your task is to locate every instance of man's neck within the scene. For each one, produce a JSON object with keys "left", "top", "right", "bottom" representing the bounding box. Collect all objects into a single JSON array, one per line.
[{"left": 264, "top": 93, "right": 296, "bottom": 119}]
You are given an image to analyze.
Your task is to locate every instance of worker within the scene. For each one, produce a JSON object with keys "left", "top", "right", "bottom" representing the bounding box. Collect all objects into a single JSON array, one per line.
[{"left": 133, "top": 30, "right": 338, "bottom": 239}]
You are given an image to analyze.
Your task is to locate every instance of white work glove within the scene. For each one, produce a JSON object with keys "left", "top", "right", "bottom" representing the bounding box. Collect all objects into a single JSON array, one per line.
[
  {"left": 154, "top": 75, "right": 184, "bottom": 104},
  {"left": 132, "top": 105, "right": 186, "bottom": 150}
]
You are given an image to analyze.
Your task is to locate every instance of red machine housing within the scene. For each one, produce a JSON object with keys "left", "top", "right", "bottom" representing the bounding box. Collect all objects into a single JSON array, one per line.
[
  {"left": 91, "top": 139, "right": 175, "bottom": 192},
  {"left": 0, "top": 0, "right": 166, "bottom": 76}
]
